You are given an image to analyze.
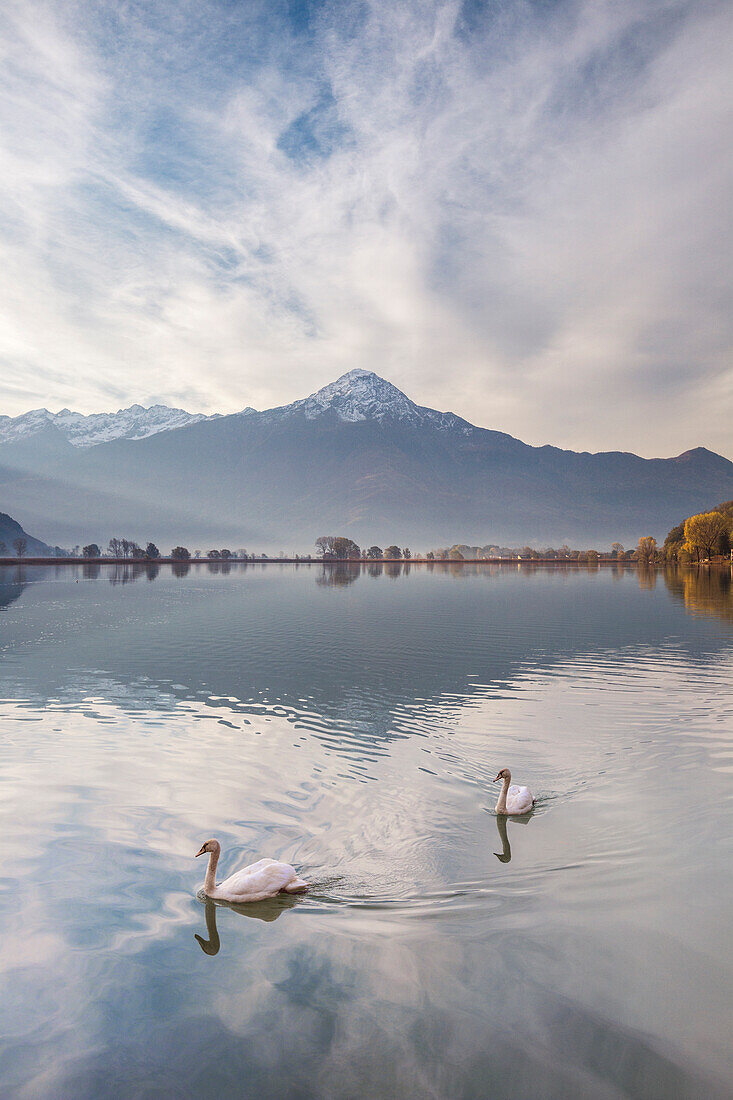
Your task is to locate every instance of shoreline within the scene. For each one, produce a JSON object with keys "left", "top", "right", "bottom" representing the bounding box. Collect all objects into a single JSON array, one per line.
[{"left": 0, "top": 557, "right": 730, "bottom": 567}]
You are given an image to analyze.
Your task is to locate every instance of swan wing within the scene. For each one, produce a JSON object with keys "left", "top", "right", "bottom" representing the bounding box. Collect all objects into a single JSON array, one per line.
[
  {"left": 506, "top": 785, "right": 534, "bottom": 814},
  {"left": 216, "top": 860, "right": 299, "bottom": 902},
  {"left": 237, "top": 858, "right": 279, "bottom": 876}
]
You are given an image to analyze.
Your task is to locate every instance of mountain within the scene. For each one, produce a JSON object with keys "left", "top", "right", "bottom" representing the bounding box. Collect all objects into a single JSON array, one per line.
[
  {"left": 0, "top": 369, "right": 731, "bottom": 551},
  {"left": 0, "top": 511, "right": 53, "bottom": 556},
  {"left": 0, "top": 403, "right": 212, "bottom": 448}
]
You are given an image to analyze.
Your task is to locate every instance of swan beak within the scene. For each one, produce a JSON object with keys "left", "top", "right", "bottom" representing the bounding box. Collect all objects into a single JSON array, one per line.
[
  {"left": 493, "top": 773, "right": 502, "bottom": 782},
  {"left": 195, "top": 844, "right": 206, "bottom": 857}
]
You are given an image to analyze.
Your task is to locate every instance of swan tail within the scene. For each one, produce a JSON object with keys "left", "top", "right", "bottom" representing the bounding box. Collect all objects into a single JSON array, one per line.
[{"left": 284, "top": 877, "right": 309, "bottom": 893}]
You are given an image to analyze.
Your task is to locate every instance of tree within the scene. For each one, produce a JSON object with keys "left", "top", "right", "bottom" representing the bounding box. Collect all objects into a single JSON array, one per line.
[
  {"left": 108, "top": 538, "right": 121, "bottom": 558},
  {"left": 315, "top": 536, "right": 336, "bottom": 559},
  {"left": 333, "top": 536, "right": 360, "bottom": 559},
  {"left": 13, "top": 537, "right": 27, "bottom": 558},
  {"left": 171, "top": 546, "right": 190, "bottom": 560},
  {"left": 663, "top": 523, "right": 685, "bottom": 561},
  {"left": 684, "top": 511, "right": 728, "bottom": 561},
  {"left": 220, "top": 549, "right": 232, "bottom": 560},
  {"left": 383, "top": 545, "right": 402, "bottom": 559},
  {"left": 611, "top": 543, "right": 624, "bottom": 558},
  {"left": 426, "top": 551, "right": 435, "bottom": 560},
  {"left": 145, "top": 543, "right": 160, "bottom": 560},
  {"left": 366, "top": 545, "right": 383, "bottom": 559},
  {"left": 448, "top": 548, "right": 464, "bottom": 560},
  {"left": 83, "top": 544, "right": 100, "bottom": 558},
  {"left": 637, "top": 536, "right": 657, "bottom": 563},
  {"left": 208, "top": 549, "right": 221, "bottom": 559},
  {"left": 403, "top": 547, "right": 411, "bottom": 559}
]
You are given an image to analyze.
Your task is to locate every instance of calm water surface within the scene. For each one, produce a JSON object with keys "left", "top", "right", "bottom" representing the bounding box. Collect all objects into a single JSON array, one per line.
[{"left": 0, "top": 562, "right": 731, "bottom": 1099}]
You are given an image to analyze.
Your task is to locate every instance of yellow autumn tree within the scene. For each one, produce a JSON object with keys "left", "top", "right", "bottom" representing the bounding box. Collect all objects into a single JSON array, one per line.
[
  {"left": 683, "top": 511, "right": 728, "bottom": 561},
  {"left": 637, "top": 536, "right": 657, "bottom": 563}
]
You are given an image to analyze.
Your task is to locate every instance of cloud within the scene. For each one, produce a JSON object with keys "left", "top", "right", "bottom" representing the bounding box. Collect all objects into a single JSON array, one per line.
[{"left": 0, "top": 0, "right": 730, "bottom": 456}]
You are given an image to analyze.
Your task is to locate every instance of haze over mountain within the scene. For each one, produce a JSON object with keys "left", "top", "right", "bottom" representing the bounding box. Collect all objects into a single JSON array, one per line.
[
  {"left": 0, "top": 370, "right": 730, "bottom": 552},
  {"left": 0, "top": 512, "right": 51, "bottom": 557}
]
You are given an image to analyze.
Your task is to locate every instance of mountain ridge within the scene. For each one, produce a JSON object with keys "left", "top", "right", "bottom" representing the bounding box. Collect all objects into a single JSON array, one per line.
[
  {"left": 1, "top": 370, "right": 727, "bottom": 462},
  {"left": 0, "top": 511, "right": 52, "bottom": 556},
  {"left": 0, "top": 370, "right": 731, "bottom": 549}
]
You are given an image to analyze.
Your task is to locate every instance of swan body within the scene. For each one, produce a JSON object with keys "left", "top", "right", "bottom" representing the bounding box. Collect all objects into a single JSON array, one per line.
[
  {"left": 494, "top": 768, "right": 534, "bottom": 815},
  {"left": 196, "top": 839, "right": 309, "bottom": 903}
]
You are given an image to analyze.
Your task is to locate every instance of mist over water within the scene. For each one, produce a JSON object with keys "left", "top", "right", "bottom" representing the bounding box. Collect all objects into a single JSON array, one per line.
[{"left": 0, "top": 562, "right": 731, "bottom": 1099}]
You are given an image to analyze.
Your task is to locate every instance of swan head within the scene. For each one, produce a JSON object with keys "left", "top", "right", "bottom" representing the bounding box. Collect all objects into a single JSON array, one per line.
[
  {"left": 493, "top": 768, "right": 511, "bottom": 783},
  {"left": 195, "top": 838, "right": 220, "bottom": 858}
]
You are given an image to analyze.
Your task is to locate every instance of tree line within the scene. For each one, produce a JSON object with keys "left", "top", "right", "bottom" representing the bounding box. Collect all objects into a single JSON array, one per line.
[
  {"left": 315, "top": 537, "right": 412, "bottom": 559},
  {"left": 423, "top": 543, "right": 633, "bottom": 562},
  {"left": 0, "top": 537, "right": 28, "bottom": 557},
  {"left": 663, "top": 501, "right": 733, "bottom": 563}
]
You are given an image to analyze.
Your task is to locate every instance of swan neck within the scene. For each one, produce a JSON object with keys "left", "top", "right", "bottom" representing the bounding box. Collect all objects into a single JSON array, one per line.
[
  {"left": 204, "top": 849, "right": 219, "bottom": 895},
  {"left": 495, "top": 775, "right": 510, "bottom": 814}
]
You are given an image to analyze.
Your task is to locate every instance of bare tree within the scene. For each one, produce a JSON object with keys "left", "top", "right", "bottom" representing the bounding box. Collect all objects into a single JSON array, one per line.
[
  {"left": 13, "top": 537, "right": 27, "bottom": 558},
  {"left": 315, "top": 535, "right": 336, "bottom": 559}
]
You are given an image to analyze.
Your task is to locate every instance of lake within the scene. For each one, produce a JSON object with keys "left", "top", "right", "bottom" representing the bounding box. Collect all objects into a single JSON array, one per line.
[{"left": 0, "top": 561, "right": 731, "bottom": 1100}]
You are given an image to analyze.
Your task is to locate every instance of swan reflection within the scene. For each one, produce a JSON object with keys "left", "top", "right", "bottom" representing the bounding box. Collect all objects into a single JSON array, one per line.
[
  {"left": 494, "top": 814, "right": 512, "bottom": 863},
  {"left": 493, "top": 810, "right": 534, "bottom": 863},
  {"left": 195, "top": 894, "right": 299, "bottom": 955}
]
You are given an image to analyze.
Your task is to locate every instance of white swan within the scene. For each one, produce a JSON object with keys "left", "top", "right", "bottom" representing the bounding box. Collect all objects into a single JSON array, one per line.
[
  {"left": 493, "top": 768, "right": 534, "bottom": 815},
  {"left": 195, "top": 839, "right": 309, "bottom": 903}
]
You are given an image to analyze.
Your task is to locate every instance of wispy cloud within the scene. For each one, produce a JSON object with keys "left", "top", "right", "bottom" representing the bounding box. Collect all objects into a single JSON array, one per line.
[{"left": 0, "top": 0, "right": 730, "bottom": 455}]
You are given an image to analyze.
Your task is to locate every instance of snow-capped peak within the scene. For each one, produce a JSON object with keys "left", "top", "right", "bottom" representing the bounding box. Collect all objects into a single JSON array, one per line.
[
  {"left": 273, "top": 369, "right": 424, "bottom": 423},
  {"left": 263, "top": 369, "right": 472, "bottom": 432},
  {"left": 0, "top": 404, "right": 211, "bottom": 448}
]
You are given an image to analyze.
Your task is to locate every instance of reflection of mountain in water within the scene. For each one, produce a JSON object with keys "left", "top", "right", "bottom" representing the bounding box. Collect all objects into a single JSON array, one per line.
[
  {"left": 1, "top": 564, "right": 732, "bottom": 764},
  {"left": 663, "top": 566, "right": 733, "bottom": 623},
  {"left": 0, "top": 565, "right": 30, "bottom": 611}
]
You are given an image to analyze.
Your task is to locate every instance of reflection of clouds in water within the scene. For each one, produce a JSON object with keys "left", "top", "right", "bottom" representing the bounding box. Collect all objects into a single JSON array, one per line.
[{"left": 1, "top": 568, "right": 733, "bottom": 1097}]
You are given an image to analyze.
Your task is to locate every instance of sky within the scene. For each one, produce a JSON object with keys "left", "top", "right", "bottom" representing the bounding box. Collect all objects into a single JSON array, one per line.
[{"left": 0, "top": 0, "right": 730, "bottom": 457}]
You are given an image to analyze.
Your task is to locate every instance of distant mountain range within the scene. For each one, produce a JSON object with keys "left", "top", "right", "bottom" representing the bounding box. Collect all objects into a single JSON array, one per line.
[
  {"left": 0, "top": 370, "right": 731, "bottom": 551},
  {"left": 0, "top": 404, "right": 211, "bottom": 448}
]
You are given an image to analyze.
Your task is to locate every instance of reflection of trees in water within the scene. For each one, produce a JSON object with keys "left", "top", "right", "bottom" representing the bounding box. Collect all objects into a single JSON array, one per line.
[
  {"left": 82, "top": 563, "right": 101, "bottom": 580},
  {"left": 108, "top": 563, "right": 150, "bottom": 585},
  {"left": 663, "top": 566, "right": 732, "bottom": 622},
  {"left": 636, "top": 565, "right": 657, "bottom": 590},
  {"left": 316, "top": 564, "right": 361, "bottom": 587},
  {"left": 172, "top": 561, "right": 191, "bottom": 578}
]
